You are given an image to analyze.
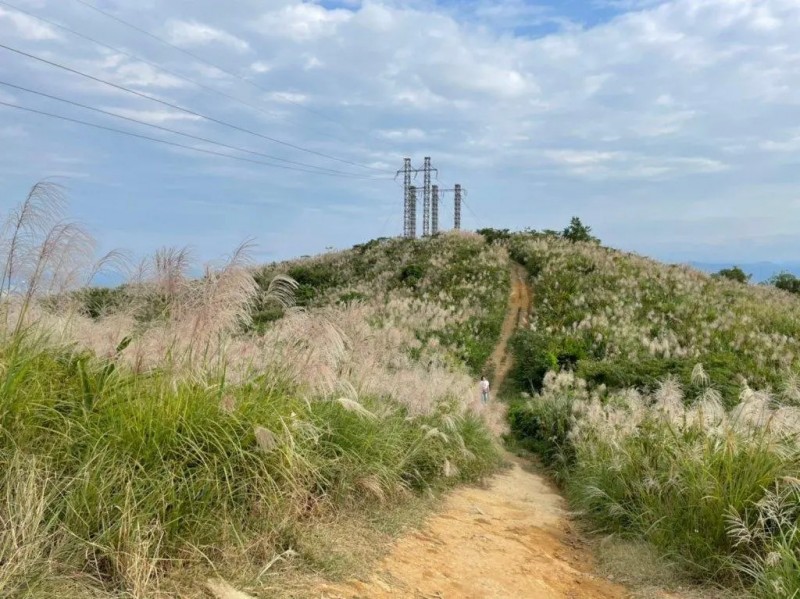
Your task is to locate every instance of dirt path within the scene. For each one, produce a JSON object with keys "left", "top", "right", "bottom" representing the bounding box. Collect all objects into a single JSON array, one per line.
[
  {"left": 318, "top": 455, "right": 628, "bottom": 599},
  {"left": 487, "top": 263, "right": 532, "bottom": 390},
  {"left": 316, "top": 264, "right": 630, "bottom": 599}
]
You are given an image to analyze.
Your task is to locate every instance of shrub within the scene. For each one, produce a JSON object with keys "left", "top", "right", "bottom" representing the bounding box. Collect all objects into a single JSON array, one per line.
[
  {"left": 399, "top": 263, "right": 426, "bottom": 288},
  {"left": 562, "top": 217, "right": 599, "bottom": 244},
  {"left": 715, "top": 266, "right": 751, "bottom": 284},
  {"left": 769, "top": 271, "right": 800, "bottom": 294},
  {"left": 507, "top": 330, "right": 556, "bottom": 393}
]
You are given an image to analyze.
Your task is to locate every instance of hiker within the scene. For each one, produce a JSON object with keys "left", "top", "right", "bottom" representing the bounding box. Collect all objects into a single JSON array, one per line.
[{"left": 480, "top": 375, "right": 490, "bottom": 404}]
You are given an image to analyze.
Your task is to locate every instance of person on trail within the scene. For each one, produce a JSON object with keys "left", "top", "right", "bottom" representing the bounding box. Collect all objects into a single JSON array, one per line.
[{"left": 480, "top": 375, "right": 490, "bottom": 404}]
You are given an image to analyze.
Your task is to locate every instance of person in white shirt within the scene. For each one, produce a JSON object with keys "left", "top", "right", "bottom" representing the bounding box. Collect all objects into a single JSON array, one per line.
[{"left": 480, "top": 376, "right": 490, "bottom": 404}]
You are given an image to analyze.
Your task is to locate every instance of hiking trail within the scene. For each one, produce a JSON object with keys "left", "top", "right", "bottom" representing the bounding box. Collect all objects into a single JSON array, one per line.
[
  {"left": 487, "top": 262, "right": 532, "bottom": 390},
  {"left": 315, "top": 262, "right": 630, "bottom": 599}
]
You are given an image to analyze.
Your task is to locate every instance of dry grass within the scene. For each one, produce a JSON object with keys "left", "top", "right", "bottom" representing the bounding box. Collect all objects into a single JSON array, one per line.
[{"left": 591, "top": 537, "right": 744, "bottom": 599}]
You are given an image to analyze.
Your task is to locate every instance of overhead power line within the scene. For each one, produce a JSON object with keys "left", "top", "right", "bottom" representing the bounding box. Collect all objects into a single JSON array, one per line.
[
  {"left": 0, "top": 99, "right": 386, "bottom": 178},
  {"left": 0, "top": 0, "right": 360, "bottom": 149},
  {"left": 0, "top": 79, "right": 381, "bottom": 178},
  {"left": 0, "top": 42, "right": 388, "bottom": 173},
  {"left": 70, "top": 0, "right": 365, "bottom": 137}
]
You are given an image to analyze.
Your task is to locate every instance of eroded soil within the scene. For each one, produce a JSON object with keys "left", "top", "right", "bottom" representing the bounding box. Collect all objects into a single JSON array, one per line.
[{"left": 318, "top": 455, "right": 629, "bottom": 599}]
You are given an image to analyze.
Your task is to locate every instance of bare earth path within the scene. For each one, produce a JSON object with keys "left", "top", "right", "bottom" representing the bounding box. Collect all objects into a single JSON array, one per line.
[
  {"left": 317, "top": 263, "right": 630, "bottom": 599},
  {"left": 487, "top": 262, "right": 532, "bottom": 390}
]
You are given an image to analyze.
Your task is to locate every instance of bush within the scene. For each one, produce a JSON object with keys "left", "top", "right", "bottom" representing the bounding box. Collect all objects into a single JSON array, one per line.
[
  {"left": 715, "top": 266, "right": 751, "bottom": 284},
  {"left": 506, "top": 330, "right": 557, "bottom": 393},
  {"left": 769, "top": 271, "right": 800, "bottom": 294},
  {"left": 562, "top": 217, "right": 599, "bottom": 244},
  {"left": 507, "top": 394, "right": 575, "bottom": 469},
  {"left": 399, "top": 263, "right": 426, "bottom": 288}
]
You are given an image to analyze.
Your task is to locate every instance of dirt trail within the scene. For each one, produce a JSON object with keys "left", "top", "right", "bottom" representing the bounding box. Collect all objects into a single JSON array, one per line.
[
  {"left": 319, "top": 455, "right": 628, "bottom": 599},
  {"left": 317, "top": 264, "right": 630, "bottom": 599},
  {"left": 487, "top": 263, "right": 532, "bottom": 390}
]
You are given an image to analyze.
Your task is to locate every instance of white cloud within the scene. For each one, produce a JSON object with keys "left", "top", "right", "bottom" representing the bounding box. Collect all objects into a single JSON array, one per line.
[
  {"left": 166, "top": 20, "right": 250, "bottom": 53},
  {"left": 543, "top": 150, "right": 728, "bottom": 179},
  {"left": 103, "top": 108, "right": 203, "bottom": 124},
  {"left": 254, "top": 3, "right": 352, "bottom": 41},
  {"left": 378, "top": 128, "right": 427, "bottom": 141},
  {"left": 545, "top": 150, "right": 622, "bottom": 165},
  {"left": 250, "top": 61, "right": 272, "bottom": 74},
  {"left": 760, "top": 132, "right": 800, "bottom": 152},
  {"left": 114, "top": 62, "right": 189, "bottom": 89},
  {"left": 0, "top": 6, "right": 60, "bottom": 40},
  {"left": 266, "top": 91, "right": 308, "bottom": 104}
]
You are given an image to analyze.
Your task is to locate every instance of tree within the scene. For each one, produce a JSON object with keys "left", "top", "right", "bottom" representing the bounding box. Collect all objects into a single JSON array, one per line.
[
  {"left": 562, "top": 217, "right": 599, "bottom": 244},
  {"left": 769, "top": 272, "right": 800, "bottom": 294},
  {"left": 715, "top": 266, "right": 751, "bottom": 284}
]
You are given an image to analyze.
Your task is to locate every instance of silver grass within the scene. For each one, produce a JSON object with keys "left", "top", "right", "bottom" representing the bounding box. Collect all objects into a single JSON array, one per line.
[
  {"left": 1, "top": 181, "right": 66, "bottom": 298},
  {"left": 153, "top": 246, "right": 192, "bottom": 300},
  {"left": 443, "top": 459, "right": 459, "bottom": 478},
  {"left": 335, "top": 397, "right": 377, "bottom": 420},
  {"left": 357, "top": 475, "right": 386, "bottom": 503},
  {"left": 254, "top": 426, "right": 278, "bottom": 453},
  {"left": 691, "top": 363, "right": 710, "bottom": 387}
]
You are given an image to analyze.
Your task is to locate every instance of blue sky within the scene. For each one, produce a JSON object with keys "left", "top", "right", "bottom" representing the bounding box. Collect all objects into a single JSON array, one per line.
[{"left": 1, "top": 0, "right": 799, "bottom": 268}]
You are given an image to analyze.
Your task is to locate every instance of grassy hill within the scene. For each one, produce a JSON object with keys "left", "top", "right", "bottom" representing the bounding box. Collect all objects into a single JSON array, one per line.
[
  {"left": 0, "top": 185, "right": 509, "bottom": 598},
  {"left": 502, "top": 231, "right": 800, "bottom": 598}
]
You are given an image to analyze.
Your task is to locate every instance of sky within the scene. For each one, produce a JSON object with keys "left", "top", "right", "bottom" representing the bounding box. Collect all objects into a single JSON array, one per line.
[{"left": 1, "top": 0, "right": 800, "bottom": 268}]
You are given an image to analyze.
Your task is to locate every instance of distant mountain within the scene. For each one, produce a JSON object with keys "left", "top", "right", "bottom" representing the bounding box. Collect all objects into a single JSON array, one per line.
[{"left": 688, "top": 262, "right": 800, "bottom": 283}]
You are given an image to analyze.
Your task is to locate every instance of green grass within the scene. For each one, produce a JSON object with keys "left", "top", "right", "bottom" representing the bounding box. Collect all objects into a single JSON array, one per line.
[{"left": 0, "top": 332, "right": 501, "bottom": 597}]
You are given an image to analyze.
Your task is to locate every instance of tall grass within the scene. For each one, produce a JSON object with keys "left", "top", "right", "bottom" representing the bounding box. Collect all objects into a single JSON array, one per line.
[
  {"left": 0, "top": 183, "right": 504, "bottom": 597},
  {"left": 506, "top": 231, "right": 800, "bottom": 596},
  {"left": 511, "top": 372, "right": 800, "bottom": 592}
]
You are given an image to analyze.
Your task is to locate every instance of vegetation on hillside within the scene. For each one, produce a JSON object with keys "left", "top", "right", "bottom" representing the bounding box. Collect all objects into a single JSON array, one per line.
[
  {"left": 254, "top": 233, "right": 510, "bottom": 375},
  {"left": 507, "top": 234, "right": 800, "bottom": 403},
  {"left": 503, "top": 230, "right": 800, "bottom": 597},
  {"left": 0, "top": 184, "right": 507, "bottom": 598}
]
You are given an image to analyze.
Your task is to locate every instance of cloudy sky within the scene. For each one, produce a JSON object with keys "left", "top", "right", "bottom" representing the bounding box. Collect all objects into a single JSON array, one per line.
[{"left": 1, "top": 0, "right": 799, "bottom": 265}]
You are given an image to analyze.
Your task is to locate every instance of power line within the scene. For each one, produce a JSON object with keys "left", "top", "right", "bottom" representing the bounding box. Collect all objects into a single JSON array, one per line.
[
  {"left": 0, "top": 0, "right": 357, "bottom": 148},
  {"left": 70, "top": 0, "right": 369, "bottom": 139},
  {"left": 0, "top": 99, "right": 387, "bottom": 178},
  {"left": 0, "top": 79, "right": 381, "bottom": 178},
  {"left": 0, "top": 42, "right": 388, "bottom": 173},
  {"left": 461, "top": 192, "right": 480, "bottom": 226}
]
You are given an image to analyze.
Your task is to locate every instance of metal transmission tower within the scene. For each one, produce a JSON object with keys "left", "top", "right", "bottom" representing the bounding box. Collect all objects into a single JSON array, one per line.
[
  {"left": 436, "top": 184, "right": 465, "bottom": 231},
  {"left": 454, "top": 184, "right": 463, "bottom": 230},
  {"left": 421, "top": 157, "right": 439, "bottom": 237},
  {"left": 409, "top": 186, "right": 418, "bottom": 238},
  {"left": 431, "top": 184, "right": 440, "bottom": 235},
  {"left": 396, "top": 158, "right": 416, "bottom": 238}
]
